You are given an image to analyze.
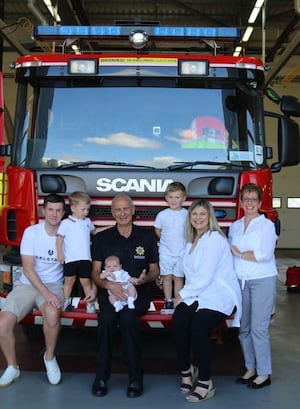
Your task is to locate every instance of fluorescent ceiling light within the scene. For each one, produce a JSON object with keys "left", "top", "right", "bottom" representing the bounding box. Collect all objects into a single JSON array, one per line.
[
  {"left": 233, "top": 46, "right": 243, "bottom": 56},
  {"left": 43, "top": 0, "right": 61, "bottom": 23},
  {"left": 233, "top": 0, "right": 264, "bottom": 56},
  {"left": 254, "top": 0, "right": 265, "bottom": 8},
  {"left": 248, "top": 0, "right": 264, "bottom": 24},
  {"left": 242, "top": 26, "right": 254, "bottom": 43}
]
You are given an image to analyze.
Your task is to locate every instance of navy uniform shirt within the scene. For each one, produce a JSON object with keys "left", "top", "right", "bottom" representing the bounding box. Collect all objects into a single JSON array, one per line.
[{"left": 92, "top": 224, "right": 159, "bottom": 312}]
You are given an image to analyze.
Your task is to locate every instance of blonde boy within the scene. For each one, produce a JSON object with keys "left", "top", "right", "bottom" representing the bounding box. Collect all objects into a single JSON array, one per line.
[
  {"left": 154, "top": 182, "right": 187, "bottom": 310},
  {"left": 56, "top": 191, "right": 97, "bottom": 313}
]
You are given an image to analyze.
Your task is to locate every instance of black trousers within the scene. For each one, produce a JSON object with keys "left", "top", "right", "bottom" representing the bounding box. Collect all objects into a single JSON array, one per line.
[
  {"left": 95, "top": 291, "right": 149, "bottom": 383},
  {"left": 172, "top": 301, "right": 227, "bottom": 380}
]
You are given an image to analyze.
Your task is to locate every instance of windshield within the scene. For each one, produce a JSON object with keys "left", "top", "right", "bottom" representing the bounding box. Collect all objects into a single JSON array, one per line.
[{"left": 13, "top": 80, "right": 266, "bottom": 169}]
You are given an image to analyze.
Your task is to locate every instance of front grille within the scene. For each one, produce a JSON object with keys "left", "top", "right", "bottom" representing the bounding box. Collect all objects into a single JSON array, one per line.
[
  {"left": 86, "top": 205, "right": 235, "bottom": 222},
  {"left": 87, "top": 205, "right": 166, "bottom": 221},
  {"left": 62, "top": 203, "right": 236, "bottom": 225}
]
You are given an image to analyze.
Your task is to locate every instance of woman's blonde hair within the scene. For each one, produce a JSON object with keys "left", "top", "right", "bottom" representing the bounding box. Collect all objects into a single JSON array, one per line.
[{"left": 185, "top": 198, "right": 225, "bottom": 242}]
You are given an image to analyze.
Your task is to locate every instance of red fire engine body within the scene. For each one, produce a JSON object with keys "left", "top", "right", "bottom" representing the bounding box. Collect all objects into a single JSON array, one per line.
[{"left": 0, "top": 25, "right": 299, "bottom": 335}]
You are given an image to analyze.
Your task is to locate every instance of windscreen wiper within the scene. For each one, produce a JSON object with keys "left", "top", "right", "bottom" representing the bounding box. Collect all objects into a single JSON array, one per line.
[
  {"left": 57, "top": 161, "right": 155, "bottom": 170},
  {"left": 167, "top": 161, "right": 241, "bottom": 170}
]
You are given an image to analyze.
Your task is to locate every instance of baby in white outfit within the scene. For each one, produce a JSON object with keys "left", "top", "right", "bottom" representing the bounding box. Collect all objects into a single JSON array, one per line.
[{"left": 100, "top": 255, "right": 137, "bottom": 312}]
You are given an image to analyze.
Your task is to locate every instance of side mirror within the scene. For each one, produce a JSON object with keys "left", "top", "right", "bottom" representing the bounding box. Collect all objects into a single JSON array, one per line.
[
  {"left": 281, "top": 96, "right": 300, "bottom": 118},
  {"left": 271, "top": 117, "right": 300, "bottom": 171}
]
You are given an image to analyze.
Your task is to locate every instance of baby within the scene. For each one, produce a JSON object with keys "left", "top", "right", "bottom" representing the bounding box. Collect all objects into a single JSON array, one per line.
[{"left": 100, "top": 255, "right": 137, "bottom": 312}]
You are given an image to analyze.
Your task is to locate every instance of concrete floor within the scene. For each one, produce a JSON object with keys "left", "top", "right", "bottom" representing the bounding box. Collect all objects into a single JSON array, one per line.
[{"left": 0, "top": 250, "right": 300, "bottom": 408}]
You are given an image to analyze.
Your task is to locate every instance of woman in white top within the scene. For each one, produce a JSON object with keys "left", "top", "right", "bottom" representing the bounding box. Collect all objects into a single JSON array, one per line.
[
  {"left": 172, "top": 198, "right": 241, "bottom": 403},
  {"left": 228, "top": 183, "right": 278, "bottom": 389}
]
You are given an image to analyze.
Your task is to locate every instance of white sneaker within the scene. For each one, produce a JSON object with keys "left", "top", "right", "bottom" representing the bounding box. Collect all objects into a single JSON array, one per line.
[
  {"left": 0, "top": 365, "right": 20, "bottom": 387},
  {"left": 43, "top": 354, "right": 61, "bottom": 385},
  {"left": 86, "top": 303, "right": 96, "bottom": 314}
]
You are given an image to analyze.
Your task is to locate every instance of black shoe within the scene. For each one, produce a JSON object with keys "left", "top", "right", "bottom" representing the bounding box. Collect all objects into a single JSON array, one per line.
[
  {"left": 247, "top": 376, "right": 271, "bottom": 389},
  {"left": 92, "top": 380, "right": 108, "bottom": 397},
  {"left": 235, "top": 375, "right": 256, "bottom": 384},
  {"left": 164, "top": 300, "right": 174, "bottom": 309},
  {"left": 127, "top": 381, "right": 143, "bottom": 398}
]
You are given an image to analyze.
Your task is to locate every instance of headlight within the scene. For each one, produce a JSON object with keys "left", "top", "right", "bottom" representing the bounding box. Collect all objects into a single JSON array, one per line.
[
  {"left": 179, "top": 60, "right": 209, "bottom": 76},
  {"left": 69, "top": 59, "right": 98, "bottom": 74}
]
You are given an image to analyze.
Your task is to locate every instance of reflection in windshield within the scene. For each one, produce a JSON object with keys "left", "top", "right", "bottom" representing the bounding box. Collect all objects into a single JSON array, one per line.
[{"left": 17, "top": 85, "right": 263, "bottom": 169}]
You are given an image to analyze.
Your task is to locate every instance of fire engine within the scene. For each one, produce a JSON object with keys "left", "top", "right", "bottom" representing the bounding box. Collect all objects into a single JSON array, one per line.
[{"left": 0, "top": 24, "right": 299, "bottom": 336}]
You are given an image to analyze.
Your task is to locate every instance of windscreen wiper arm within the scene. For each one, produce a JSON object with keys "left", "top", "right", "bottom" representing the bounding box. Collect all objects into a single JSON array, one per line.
[
  {"left": 167, "top": 161, "right": 240, "bottom": 170},
  {"left": 57, "top": 161, "right": 155, "bottom": 170}
]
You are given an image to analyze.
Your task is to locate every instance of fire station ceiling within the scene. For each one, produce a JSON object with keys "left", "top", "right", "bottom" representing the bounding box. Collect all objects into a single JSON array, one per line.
[{"left": 1, "top": 0, "right": 300, "bottom": 84}]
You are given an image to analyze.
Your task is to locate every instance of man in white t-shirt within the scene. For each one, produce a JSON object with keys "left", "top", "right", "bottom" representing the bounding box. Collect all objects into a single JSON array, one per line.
[{"left": 0, "top": 194, "right": 65, "bottom": 387}]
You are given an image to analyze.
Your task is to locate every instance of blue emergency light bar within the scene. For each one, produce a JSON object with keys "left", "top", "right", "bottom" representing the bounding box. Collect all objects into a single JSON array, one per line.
[{"left": 34, "top": 25, "right": 241, "bottom": 42}]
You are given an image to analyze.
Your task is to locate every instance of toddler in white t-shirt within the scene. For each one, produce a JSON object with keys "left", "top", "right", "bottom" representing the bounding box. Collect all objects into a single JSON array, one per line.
[
  {"left": 154, "top": 182, "right": 187, "bottom": 310},
  {"left": 56, "top": 191, "right": 100, "bottom": 313}
]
